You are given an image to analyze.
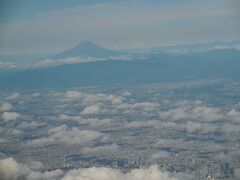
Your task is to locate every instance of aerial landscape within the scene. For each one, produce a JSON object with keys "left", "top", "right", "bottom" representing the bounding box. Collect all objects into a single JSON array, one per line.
[{"left": 0, "top": 0, "right": 240, "bottom": 180}]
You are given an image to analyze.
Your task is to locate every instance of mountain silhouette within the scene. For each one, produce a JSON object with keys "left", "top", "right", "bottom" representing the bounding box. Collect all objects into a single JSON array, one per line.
[{"left": 53, "top": 41, "right": 120, "bottom": 59}]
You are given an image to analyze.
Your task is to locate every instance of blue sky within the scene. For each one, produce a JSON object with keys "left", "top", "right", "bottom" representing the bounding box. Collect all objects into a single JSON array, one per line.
[{"left": 0, "top": 0, "right": 240, "bottom": 55}]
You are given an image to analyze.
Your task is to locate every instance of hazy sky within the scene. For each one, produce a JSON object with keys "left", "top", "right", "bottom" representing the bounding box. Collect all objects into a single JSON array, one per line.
[{"left": 0, "top": 0, "right": 240, "bottom": 55}]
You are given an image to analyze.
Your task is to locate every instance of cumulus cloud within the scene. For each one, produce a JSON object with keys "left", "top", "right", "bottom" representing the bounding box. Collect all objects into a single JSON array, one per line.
[
  {"left": 227, "top": 109, "right": 240, "bottom": 121},
  {"left": 59, "top": 114, "right": 81, "bottom": 121},
  {"left": 0, "top": 158, "right": 29, "bottom": 180},
  {"left": 159, "top": 107, "right": 188, "bottom": 121},
  {"left": 0, "top": 158, "right": 63, "bottom": 180},
  {"left": 0, "top": 103, "right": 13, "bottom": 111},
  {"left": 32, "top": 92, "right": 41, "bottom": 97},
  {"left": 0, "top": 158, "right": 193, "bottom": 180},
  {"left": 122, "top": 91, "right": 132, "bottom": 96},
  {"left": 6, "top": 93, "right": 20, "bottom": 100},
  {"left": 65, "top": 90, "right": 83, "bottom": 100},
  {"left": 82, "top": 93, "right": 123, "bottom": 105},
  {"left": 118, "top": 102, "right": 160, "bottom": 116},
  {"left": 19, "top": 121, "right": 43, "bottom": 128},
  {"left": 62, "top": 165, "right": 182, "bottom": 180},
  {"left": 130, "top": 102, "right": 159, "bottom": 112},
  {"left": 221, "top": 123, "right": 240, "bottom": 133},
  {"left": 186, "top": 122, "right": 202, "bottom": 133},
  {"left": 159, "top": 102, "right": 223, "bottom": 122},
  {"left": 31, "top": 125, "right": 108, "bottom": 145},
  {"left": 59, "top": 114, "right": 111, "bottom": 126},
  {"left": 81, "top": 105, "right": 100, "bottom": 115},
  {"left": 111, "top": 97, "right": 123, "bottom": 105},
  {"left": 1, "top": 112, "right": 20, "bottom": 121},
  {"left": 151, "top": 151, "right": 170, "bottom": 161},
  {"left": 191, "top": 106, "right": 222, "bottom": 121},
  {"left": 63, "top": 90, "right": 124, "bottom": 108},
  {"left": 27, "top": 169, "right": 64, "bottom": 180}
]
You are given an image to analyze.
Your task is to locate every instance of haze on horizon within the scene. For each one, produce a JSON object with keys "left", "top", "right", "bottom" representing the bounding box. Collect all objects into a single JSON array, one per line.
[{"left": 0, "top": 0, "right": 240, "bottom": 55}]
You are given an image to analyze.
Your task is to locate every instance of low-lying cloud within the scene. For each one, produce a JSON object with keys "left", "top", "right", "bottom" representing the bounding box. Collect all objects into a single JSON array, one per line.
[
  {"left": 0, "top": 103, "right": 13, "bottom": 111},
  {"left": 0, "top": 158, "right": 193, "bottom": 180},
  {"left": 1, "top": 112, "right": 20, "bottom": 121},
  {"left": 31, "top": 125, "right": 108, "bottom": 145}
]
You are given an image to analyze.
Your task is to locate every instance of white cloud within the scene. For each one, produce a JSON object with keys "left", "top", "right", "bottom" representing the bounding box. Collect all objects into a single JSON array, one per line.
[
  {"left": 62, "top": 165, "right": 181, "bottom": 180},
  {"left": 81, "top": 144, "right": 119, "bottom": 154},
  {"left": 131, "top": 102, "right": 159, "bottom": 112},
  {"left": 159, "top": 107, "right": 189, "bottom": 121},
  {"left": 65, "top": 90, "right": 82, "bottom": 100},
  {"left": 31, "top": 125, "right": 108, "bottom": 145},
  {"left": 159, "top": 102, "right": 223, "bottom": 122},
  {"left": 227, "top": 109, "right": 240, "bottom": 121},
  {"left": 62, "top": 91, "right": 125, "bottom": 114},
  {"left": 27, "top": 169, "right": 64, "bottom": 180},
  {"left": 118, "top": 102, "right": 160, "bottom": 116},
  {"left": 81, "top": 105, "right": 100, "bottom": 115},
  {"left": 0, "top": 103, "right": 13, "bottom": 111},
  {"left": 6, "top": 93, "right": 20, "bottom": 100},
  {"left": 191, "top": 106, "right": 222, "bottom": 121},
  {"left": 111, "top": 97, "right": 123, "bottom": 105},
  {"left": 59, "top": 114, "right": 81, "bottom": 121},
  {"left": 221, "top": 123, "right": 240, "bottom": 133},
  {"left": 82, "top": 93, "right": 123, "bottom": 105},
  {"left": 1, "top": 112, "right": 20, "bottom": 121},
  {"left": 19, "top": 121, "right": 43, "bottom": 128},
  {"left": 151, "top": 152, "right": 170, "bottom": 161},
  {"left": 0, "top": 55, "right": 134, "bottom": 70},
  {"left": 32, "top": 92, "right": 41, "bottom": 97},
  {"left": 0, "top": 158, "right": 193, "bottom": 180},
  {"left": 186, "top": 122, "right": 202, "bottom": 133},
  {"left": 127, "top": 120, "right": 160, "bottom": 129},
  {"left": 82, "top": 118, "right": 111, "bottom": 127},
  {"left": 0, "top": 158, "right": 29, "bottom": 180},
  {"left": 59, "top": 114, "right": 111, "bottom": 127},
  {"left": 199, "top": 123, "right": 217, "bottom": 134},
  {"left": 122, "top": 91, "right": 131, "bottom": 96},
  {"left": 34, "top": 56, "right": 107, "bottom": 69},
  {"left": 0, "top": 158, "right": 63, "bottom": 180}
]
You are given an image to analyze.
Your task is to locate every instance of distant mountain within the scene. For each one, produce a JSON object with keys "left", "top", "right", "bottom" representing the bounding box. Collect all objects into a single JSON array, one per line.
[
  {"left": 53, "top": 41, "right": 121, "bottom": 59},
  {"left": 1, "top": 49, "right": 240, "bottom": 90}
]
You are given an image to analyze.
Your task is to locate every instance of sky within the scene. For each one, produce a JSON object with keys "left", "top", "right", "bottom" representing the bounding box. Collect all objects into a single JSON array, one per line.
[{"left": 0, "top": 0, "right": 240, "bottom": 55}]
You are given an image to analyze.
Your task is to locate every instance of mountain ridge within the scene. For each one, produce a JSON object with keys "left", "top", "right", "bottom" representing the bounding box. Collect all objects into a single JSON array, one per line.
[{"left": 53, "top": 41, "right": 120, "bottom": 59}]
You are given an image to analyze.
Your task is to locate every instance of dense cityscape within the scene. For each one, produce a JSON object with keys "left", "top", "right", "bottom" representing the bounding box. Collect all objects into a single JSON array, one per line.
[{"left": 1, "top": 79, "right": 240, "bottom": 179}]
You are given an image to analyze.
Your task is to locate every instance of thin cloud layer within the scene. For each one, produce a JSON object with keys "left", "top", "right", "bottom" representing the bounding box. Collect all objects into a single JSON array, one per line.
[{"left": 6, "top": 93, "right": 20, "bottom": 100}]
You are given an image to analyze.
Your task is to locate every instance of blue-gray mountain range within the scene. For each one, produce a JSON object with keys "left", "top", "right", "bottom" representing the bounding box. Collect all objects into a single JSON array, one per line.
[{"left": 1, "top": 42, "right": 240, "bottom": 89}]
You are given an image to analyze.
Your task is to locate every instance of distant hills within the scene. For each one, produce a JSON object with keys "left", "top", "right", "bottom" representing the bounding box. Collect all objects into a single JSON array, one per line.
[
  {"left": 53, "top": 41, "right": 121, "bottom": 59},
  {"left": 1, "top": 47, "right": 240, "bottom": 89}
]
